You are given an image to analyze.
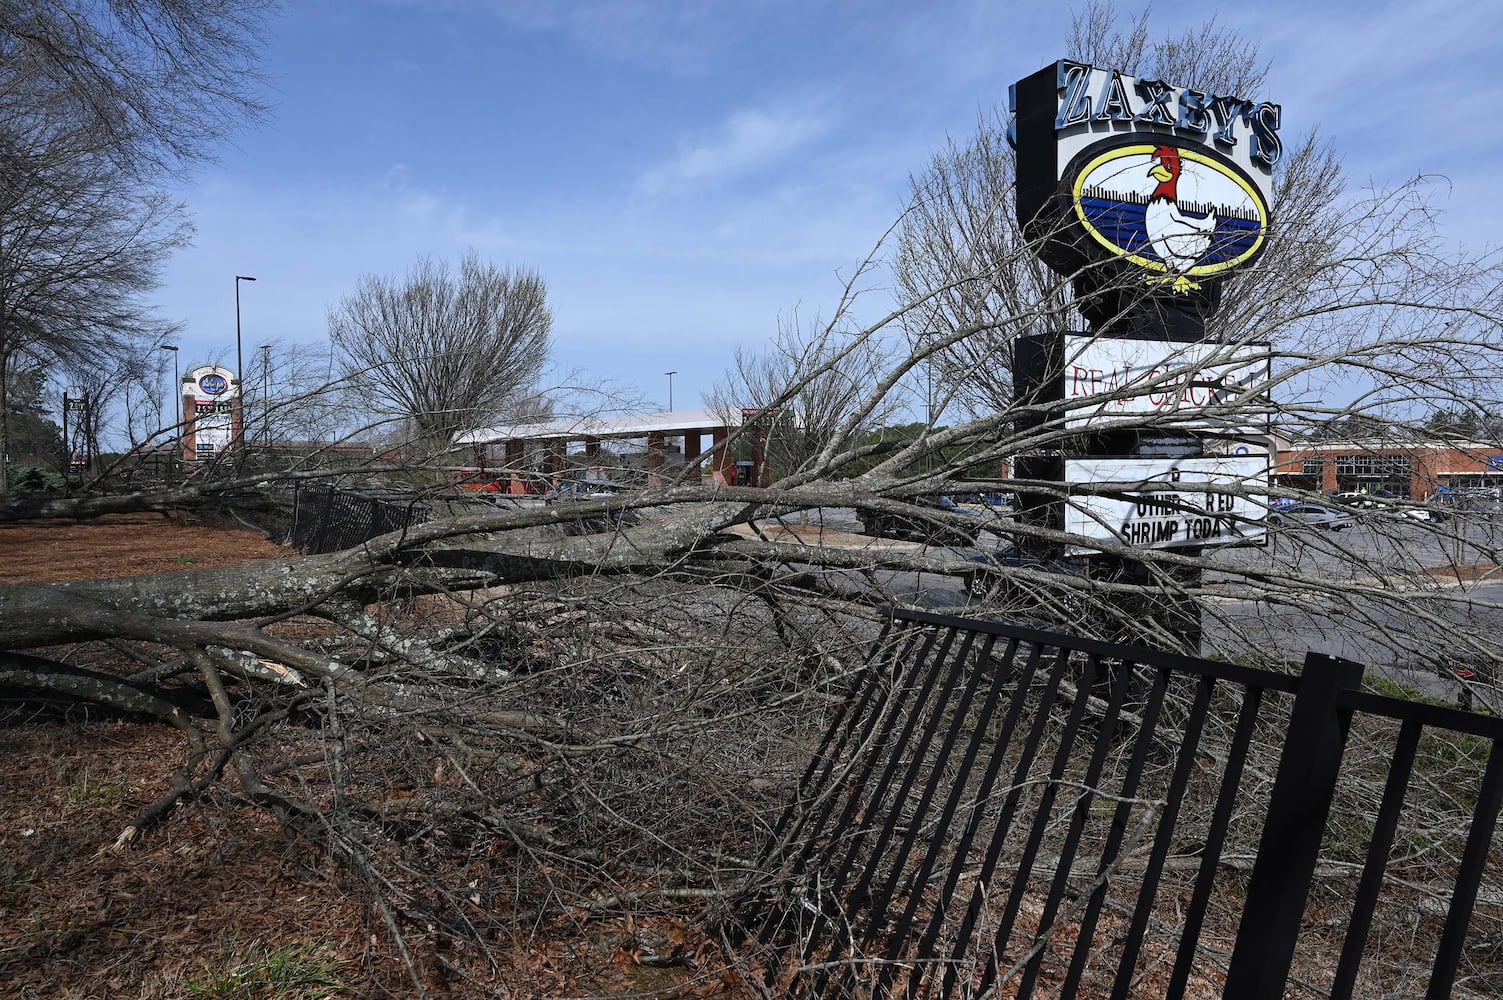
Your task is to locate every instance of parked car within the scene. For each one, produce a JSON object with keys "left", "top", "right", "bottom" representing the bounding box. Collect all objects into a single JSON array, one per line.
[
  {"left": 1386, "top": 505, "right": 1446, "bottom": 523},
  {"left": 963, "top": 547, "right": 1088, "bottom": 607},
  {"left": 1331, "top": 491, "right": 1448, "bottom": 523},
  {"left": 856, "top": 495, "right": 983, "bottom": 547},
  {"left": 544, "top": 478, "right": 641, "bottom": 534},
  {"left": 1266, "top": 502, "right": 1356, "bottom": 530},
  {"left": 1330, "top": 490, "right": 1399, "bottom": 508}
]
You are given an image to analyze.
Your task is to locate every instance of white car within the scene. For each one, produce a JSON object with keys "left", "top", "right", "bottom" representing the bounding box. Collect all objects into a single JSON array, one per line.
[{"left": 1266, "top": 503, "right": 1356, "bottom": 530}]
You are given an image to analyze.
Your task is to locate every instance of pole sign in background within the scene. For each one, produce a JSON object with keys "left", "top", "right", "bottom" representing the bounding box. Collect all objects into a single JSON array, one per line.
[
  {"left": 1063, "top": 456, "right": 1268, "bottom": 554},
  {"left": 187, "top": 364, "right": 237, "bottom": 458}
]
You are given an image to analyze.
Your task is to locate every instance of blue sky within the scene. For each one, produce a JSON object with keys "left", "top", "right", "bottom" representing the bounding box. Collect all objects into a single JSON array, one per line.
[{"left": 156, "top": 0, "right": 1503, "bottom": 417}]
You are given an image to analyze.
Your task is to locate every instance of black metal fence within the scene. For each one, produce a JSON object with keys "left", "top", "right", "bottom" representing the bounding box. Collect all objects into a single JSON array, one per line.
[
  {"left": 288, "top": 483, "right": 429, "bottom": 554},
  {"left": 737, "top": 607, "right": 1503, "bottom": 998}
]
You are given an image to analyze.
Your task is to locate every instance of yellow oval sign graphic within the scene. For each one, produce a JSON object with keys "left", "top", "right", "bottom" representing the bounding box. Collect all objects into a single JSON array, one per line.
[{"left": 1071, "top": 143, "right": 1268, "bottom": 286}]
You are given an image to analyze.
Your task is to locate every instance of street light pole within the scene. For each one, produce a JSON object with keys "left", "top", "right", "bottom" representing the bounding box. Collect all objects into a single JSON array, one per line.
[
  {"left": 235, "top": 274, "right": 256, "bottom": 448},
  {"left": 665, "top": 370, "right": 677, "bottom": 412}
]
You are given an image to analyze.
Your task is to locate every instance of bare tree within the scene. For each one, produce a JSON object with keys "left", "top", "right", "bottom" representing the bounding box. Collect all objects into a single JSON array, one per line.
[
  {"left": 0, "top": 0, "right": 273, "bottom": 176},
  {"left": 328, "top": 252, "right": 554, "bottom": 452},
  {"left": 244, "top": 340, "right": 351, "bottom": 451},
  {"left": 706, "top": 312, "right": 900, "bottom": 482},
  {"left": 0, "top": 0, "right": 273, "bottom": 492},
  {"left": 5, "top": 10, "right": 1503, "bottom": 994},
  {"left": 0, "top": 109, "right": 189, "bottom": 492},
  {"left": 894, "top": 3, "right": 1339, "bottom": 418}
]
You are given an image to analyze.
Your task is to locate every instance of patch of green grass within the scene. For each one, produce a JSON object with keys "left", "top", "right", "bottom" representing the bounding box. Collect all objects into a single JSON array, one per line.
[
  {"left": 174, "top": 553, "right": 200, "bottom": 564},
  {"left": 1366, "top": 675, "right": 1416, "bottom": 700},
  {"left": 1426, "top": 731, "right": 1492, "bottom": 768},
  {"left": 68, "top": 767, "right": 131, "bottom": 807},
  {"left": 184, "top": 941, "right": 355, "bottom": 1000},
  {"left": 1365, "top": 675, "right": 1454, "bottom": 708},
  {"left": 1321, "top": 811, "right": 1378, "bottom": 865}
]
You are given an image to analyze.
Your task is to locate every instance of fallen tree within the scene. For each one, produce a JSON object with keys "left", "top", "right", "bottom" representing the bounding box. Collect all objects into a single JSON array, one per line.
[{"left": 9, "top": 28, "right": 1503, "bottom": 993}]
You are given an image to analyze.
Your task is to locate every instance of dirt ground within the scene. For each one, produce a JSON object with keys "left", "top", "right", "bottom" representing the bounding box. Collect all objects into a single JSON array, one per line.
[
  {"left": 0, "top": 513, "right": 743, "bottom": 999},
  {"left": 0, "top": 512, "right": 289, "bottom": 584}
]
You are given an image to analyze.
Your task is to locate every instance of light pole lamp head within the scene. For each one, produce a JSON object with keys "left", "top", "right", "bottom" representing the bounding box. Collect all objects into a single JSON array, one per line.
[{"left": 236, "top": 275, "right": 257, "bottom": 282}]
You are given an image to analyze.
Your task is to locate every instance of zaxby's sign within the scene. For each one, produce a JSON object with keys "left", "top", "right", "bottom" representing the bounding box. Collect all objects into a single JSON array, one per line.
[
  {"left": 1010, "top": 60, "right": 1278, "bottom": 326},
  {"left": 1008, "top": 60, "right": 1281, "bottom": 556}
]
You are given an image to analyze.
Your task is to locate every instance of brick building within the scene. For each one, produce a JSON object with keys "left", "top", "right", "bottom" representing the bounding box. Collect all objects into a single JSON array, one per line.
[{"left": 1273, "top": 436, "right": 1503, "bottom": 499}]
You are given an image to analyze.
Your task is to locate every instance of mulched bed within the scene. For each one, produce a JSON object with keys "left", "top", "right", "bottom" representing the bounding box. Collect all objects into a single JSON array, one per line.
[
  {"left": 0, "top": 513, "right": 748, "bottom": 998},
  {"left": 0, "top": 512, "right": 289, "bottom": 584}
]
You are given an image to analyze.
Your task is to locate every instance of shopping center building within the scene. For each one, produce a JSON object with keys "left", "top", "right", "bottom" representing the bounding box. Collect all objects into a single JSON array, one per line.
[{"left": 1272, "top": 435, "right": 1503, "bottom": 499}]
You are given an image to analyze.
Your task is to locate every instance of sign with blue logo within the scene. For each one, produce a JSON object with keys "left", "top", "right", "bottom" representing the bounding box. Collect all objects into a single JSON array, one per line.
[
  {"left": 1071, "top": 142, "right": 1268, "bottom": 294},
  {"left": 198, "top": 372, "right": 229, "bottom": 395},
  {"left": 186, "top": 365, "right": 237, "bottom": 458}
]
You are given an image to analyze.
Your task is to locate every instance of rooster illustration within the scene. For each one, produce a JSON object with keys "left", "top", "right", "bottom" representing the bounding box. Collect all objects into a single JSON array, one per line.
[{"left": 1144, "top": 145, "right": 1217, "bottom": 292}]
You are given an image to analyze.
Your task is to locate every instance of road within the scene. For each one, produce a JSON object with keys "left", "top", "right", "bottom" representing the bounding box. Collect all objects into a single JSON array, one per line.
[
  {"left": 776, "top": 505, "right": 1503, "bottom": 705},
  {"left": 503, "top": 493, "right": 1503, "bottom": 702}
]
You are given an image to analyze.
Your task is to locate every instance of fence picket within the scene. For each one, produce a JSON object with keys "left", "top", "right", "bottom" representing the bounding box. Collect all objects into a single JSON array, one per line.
[{"left": 739, "top": 608, "right": 1503, "bottom": 999}]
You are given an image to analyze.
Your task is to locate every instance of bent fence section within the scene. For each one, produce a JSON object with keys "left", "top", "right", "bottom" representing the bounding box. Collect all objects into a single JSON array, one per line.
[
  {"left": 735, "top": 607, "right": 1503, "bottom": 998},
  {"left": 288, "top": 483, "right": 429, "bottom": 554}
]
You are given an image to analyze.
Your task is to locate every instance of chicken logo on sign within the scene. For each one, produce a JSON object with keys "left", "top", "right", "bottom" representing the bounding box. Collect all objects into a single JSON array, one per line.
[
  {"left": 1010, "top": 60, "right": 1277, "bottom": 328},
  {"left": 1072, "top": 141, "right": 1268, "bottom": 294}
]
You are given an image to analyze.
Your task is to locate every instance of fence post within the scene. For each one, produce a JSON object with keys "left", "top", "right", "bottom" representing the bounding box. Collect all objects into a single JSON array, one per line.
[
  {"left": 314, "top": 485, "right": 338, "bottom": 553},
  {"left": 1223, "top": 651, "right": 1364, "bottom": 999},
  {"left": 288, "top": 482, "right": 301, "bottom": 547}
]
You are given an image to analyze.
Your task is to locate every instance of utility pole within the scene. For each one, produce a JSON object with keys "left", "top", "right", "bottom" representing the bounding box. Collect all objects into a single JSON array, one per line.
[
  {"left": 259, "top": 343, "right": 272, "bottom": 447},
  {"left": 235, "top": 274, "right": 256, "bottom": 449}
]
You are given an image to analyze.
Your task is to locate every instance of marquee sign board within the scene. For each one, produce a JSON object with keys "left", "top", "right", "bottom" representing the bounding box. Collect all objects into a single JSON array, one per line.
[
  {"left": 1010, "top": 60, "right": 1279, "bottom": 326},
  {"left": 1062, "top": 455, "right": 1268, "bottom": 554},
  {"left": 1013, "top": 331, "right": 1271, "bottom": 436},
  {"left": 1059, "top": 334, "right": 1270, "bottom": 428},
  {"left": 187, "top": 364, "right": 237, "bottom": 457}
]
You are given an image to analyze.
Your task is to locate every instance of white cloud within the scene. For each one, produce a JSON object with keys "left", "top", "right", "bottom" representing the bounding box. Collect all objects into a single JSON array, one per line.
[{"left": 636, "top": 108, "right": 827, "bottom": 197}]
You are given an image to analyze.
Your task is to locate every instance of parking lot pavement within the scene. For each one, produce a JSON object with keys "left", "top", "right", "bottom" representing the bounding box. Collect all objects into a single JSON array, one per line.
[
  {"left": 797, "top": 507, "right": 1503, "bottom": 690},
  {"left": 1210, "top": 509, "right": 1503, "bottom": 580},
  {"left": 639, "top": 504, "right": 1503, "bottom": 689}
]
